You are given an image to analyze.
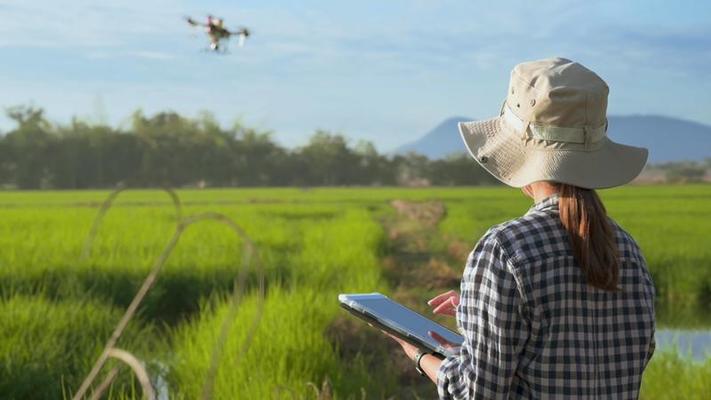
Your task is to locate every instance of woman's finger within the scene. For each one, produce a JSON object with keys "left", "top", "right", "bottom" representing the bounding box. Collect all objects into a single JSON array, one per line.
[
  {"left": 432, "top": 303, "right": 454, "bottom": 316},
  {"left": 431, "top": 298, "right": 452, "bottom": 313},
  {"left": 427, "top": 290, "right": 457, "bottom": 307},
  {"left": 427, "top": 290, "right": 455, "bottom": 306},
  {"left": 432, "top": 297, "right": 458, "bottom": 316}
]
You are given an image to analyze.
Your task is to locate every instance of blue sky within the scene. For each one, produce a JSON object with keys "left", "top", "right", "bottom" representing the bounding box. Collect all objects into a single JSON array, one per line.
[{"left": 0, "top": 0, "right": 709, "bottom": 150}]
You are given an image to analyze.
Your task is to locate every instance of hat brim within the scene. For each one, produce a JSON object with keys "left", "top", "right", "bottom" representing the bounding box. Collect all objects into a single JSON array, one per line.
[{"left": 459, "top": 117, "right": 648, "bottom": 189}]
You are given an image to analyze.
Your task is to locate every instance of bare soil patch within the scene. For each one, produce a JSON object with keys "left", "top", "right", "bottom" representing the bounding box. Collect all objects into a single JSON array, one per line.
[{"left": 328, "top": 199, "right": 464, "bottom": 397}]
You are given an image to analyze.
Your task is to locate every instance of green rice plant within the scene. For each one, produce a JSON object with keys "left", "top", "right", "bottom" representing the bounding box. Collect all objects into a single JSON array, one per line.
[
  {"left": 291, "top": 209, "right": 385, "bottom": 289},
  {"left": 70, "top": 186, "right": 265, "bottom": 400},
  {"left": 640, "top": 349, "right": 711, "bottom": 399},
  {"left": 0, "top": 203, "right": 297, "bottom": 322},
  {"left": 79, "top": 185, "right": 183, "bottom": 261},
  {"left": 170, "top": 208, "right": 392, "bottom": 399},
  {"left": 1, "top": 186, "right": 709, "bottom": 398},
  {"left": 171, "top": 288, "right": 347, "bottom": 399},
  {"left": 0, "top": 295, "right": 155, "bottom": 400},
  {"left": 605, "top": 185, "right": 711, "bottom": 307}
]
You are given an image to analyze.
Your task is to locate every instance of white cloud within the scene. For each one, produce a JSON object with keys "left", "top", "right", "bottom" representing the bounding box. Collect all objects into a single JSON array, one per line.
[{"left": 0, "top": 0, "right": 182, "bottom": 48}]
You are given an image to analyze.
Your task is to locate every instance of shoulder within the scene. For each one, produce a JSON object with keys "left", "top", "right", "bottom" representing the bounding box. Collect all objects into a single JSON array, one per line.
[
  {"left": 478, "top": 208, "right": 567, "bottom": 265},
  {"left": 609, "top": 219, "right": 646, "bottom": 264},
  {"left": 464, "top": 224, "right": 514, "bottom": 279},
  {"left": 465, "top": 218, "right": 535, "bottom": 304}
]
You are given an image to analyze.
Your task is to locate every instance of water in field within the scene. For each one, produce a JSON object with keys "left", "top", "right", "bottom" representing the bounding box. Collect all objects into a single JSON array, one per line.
[
  {"left": 657, "top": 329, "right": 711, "bottom": 361},
  {"left": 656, "top": 304, "right": 711, "bottom": 360}
]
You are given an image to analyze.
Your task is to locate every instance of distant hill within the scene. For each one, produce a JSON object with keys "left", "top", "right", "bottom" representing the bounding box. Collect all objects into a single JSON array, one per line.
[
  {"left": 395, "top": 117, "right": 471, "bottom": 159},
  {"left": 396, "top": 115, "right": 711, "bottom": 163}
]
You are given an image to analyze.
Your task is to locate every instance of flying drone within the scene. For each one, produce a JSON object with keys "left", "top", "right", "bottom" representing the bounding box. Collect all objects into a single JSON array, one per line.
[{"left": 185, "top": 15, "right": 251, "bottom": 53}]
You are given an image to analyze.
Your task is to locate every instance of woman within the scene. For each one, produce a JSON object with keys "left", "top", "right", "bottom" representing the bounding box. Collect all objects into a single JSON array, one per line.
[{"left": 390, "top": 58, "right": 656, "bottom": 399}]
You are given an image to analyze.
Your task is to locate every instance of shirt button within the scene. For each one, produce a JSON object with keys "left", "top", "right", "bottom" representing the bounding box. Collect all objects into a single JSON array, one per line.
[{"left": 480, "top": 156, "right": 488, "bottom": 163}]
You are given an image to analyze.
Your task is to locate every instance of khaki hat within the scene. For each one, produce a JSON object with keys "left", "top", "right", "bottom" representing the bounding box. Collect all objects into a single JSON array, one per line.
[{"left": 459, "top": 57, "right": 648, "bottom": 189}]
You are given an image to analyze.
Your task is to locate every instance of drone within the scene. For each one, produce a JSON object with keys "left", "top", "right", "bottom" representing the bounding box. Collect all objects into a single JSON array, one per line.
[{"left": 185, "top": 15, "right": 251, "bottom": 53}]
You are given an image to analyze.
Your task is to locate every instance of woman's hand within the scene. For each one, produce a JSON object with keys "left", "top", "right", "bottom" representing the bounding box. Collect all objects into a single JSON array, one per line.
[
  {"left": 427, "top": 290, "right": 460, "bottom": 317},
  {"left": 384, "top": 330, "right": 445, "bottom": 384},
  {"left": 428, "top": 330, "right": 459, "bottom": 350},
  {"left": 383, "top": 331, "right": 420, "bottom": 360}
]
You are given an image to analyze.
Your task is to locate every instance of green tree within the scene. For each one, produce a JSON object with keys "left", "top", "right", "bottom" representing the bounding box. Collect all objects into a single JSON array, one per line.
[
  {"left": 3, "top": 106, "right": 54, "bottom": 189},
  {"left": 231, "top": 127, "right": 287, "bottom": 186},
  {"left": 132, "top": 110, "right": 204, "bottom": 186},
  {"left": 298, "top": 131, "right": 360, "bottom": 185},
  {"left": 0, "top": 105, "right": 504, "bottom": 189},
  {"left": 393, "top": 152, "right": 430, "bottom": 186},
  {"left": 354, "top": 140, "right": 397, "bottom": 185},
  {"left": 666, "top": 164, "right": 706, "bottom": 183},
  {"left": 428, "top": 154, "right": 499, "bottom": 186}
]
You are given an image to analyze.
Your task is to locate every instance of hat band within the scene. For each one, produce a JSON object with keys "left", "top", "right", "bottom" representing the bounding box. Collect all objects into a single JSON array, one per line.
[{"left": 502, "top": 103, "right": 606, "bottom": 144}]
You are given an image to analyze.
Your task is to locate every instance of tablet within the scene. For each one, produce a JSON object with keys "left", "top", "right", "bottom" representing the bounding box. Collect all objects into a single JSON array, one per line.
[{"left": 338, "top": 292, "right": 463, "bottom": 357}]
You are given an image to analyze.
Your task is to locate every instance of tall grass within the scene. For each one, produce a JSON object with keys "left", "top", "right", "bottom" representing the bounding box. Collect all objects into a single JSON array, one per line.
[
  {"left": 0, "top": 295, "right": 155, "bottom": 399},
  {"left": 170, "top": 209, "right": 390, "bottom": 398},
  {"left": 0, "top": 203, "right": 324, "bottom": 322},
  {"left": 641, "top": 350, "right": 711, "bottom": 399},
  {"left": 171, "top": 289, "right": 364, "bottom": 399}
]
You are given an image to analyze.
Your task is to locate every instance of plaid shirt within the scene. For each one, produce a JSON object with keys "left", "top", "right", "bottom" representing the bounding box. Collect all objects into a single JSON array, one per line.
[{"left": 437, "top": 195, "right": 656, "bottom": 399}]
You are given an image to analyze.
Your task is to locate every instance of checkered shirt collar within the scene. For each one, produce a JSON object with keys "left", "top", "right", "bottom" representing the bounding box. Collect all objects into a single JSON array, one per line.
[{"left": 528, "top": 193, "right": 559, "bottom": 214}]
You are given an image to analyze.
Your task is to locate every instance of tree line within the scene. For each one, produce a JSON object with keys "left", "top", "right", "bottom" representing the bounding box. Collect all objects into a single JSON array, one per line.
[
  {"left": 0, "top": 106, "right": 499, "bottom": 189},
  {"left": 649, "top": 160, "right": 711, "bottom": 183}
]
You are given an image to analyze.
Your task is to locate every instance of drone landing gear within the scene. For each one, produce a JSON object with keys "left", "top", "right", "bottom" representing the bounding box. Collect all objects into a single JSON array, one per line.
[{"left": 203, "top": 43, "right": 229, "bottom": 54}]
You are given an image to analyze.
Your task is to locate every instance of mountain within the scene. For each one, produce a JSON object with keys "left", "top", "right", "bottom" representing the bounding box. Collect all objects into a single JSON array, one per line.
[
  {"left": 395, "top": 117, "right": 471, "bottom": 159},
  {"left": 396, "top": 115, "right": 711, "bottom": 163}
]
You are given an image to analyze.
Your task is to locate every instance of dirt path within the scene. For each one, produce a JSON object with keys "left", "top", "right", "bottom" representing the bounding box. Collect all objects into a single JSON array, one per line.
[
  {"left": 384, "top": 200, "right": 461, "bottom": 297},
  {"left": 328, "top": 200, "right": 466, "bottom": 398}
]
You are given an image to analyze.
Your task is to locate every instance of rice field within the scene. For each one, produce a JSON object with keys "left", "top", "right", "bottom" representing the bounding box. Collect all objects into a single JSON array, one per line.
[{"left": 1, "top": 185, "right": 710, "bottom": 399}]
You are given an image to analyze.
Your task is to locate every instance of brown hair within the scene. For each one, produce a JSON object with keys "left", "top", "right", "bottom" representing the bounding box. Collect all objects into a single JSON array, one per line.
[{"left": 557, "top": 183, "right": 620, "bottom": 291}]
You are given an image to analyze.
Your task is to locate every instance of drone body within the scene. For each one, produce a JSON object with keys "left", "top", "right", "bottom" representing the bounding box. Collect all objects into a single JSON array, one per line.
[{"left": 185, "top": 15, "right": 251, "bottom": 53}]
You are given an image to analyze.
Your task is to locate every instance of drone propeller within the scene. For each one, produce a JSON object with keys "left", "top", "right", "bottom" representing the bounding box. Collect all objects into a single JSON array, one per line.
[
  {"left": 227, "top": 28, "right": 250, "bottom": 36},
  {"left": 228, "top": 27, "right": 251, "bottom": 47}
]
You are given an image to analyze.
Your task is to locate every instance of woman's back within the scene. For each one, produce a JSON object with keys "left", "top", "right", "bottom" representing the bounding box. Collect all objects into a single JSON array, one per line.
[
  {"left": 439, "top": 195, "right": 655, "bottom": 399},
  {"left": 388, "top": 58, "right": 655, "bottom": 400}
]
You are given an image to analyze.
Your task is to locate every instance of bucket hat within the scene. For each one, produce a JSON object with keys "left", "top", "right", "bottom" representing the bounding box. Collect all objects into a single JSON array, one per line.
[{"left": 459, "top": 57, "right": 648, "bottom": 189}]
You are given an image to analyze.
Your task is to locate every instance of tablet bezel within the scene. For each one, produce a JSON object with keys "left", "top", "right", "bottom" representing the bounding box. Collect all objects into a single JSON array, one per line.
[{"left": 338, "top": 292, "right": 462, "bottom": 357}]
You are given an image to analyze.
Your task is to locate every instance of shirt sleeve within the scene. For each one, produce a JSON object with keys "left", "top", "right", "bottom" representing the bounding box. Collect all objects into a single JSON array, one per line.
[
  {"left": 646, "top": 327, "right": 656, "bottom": 368},
  {"left": 644, "top": 278, "right": 656, "bottom": 369},
  {"left": 437, "top": 230, "right": 530, "bottom": 400}
]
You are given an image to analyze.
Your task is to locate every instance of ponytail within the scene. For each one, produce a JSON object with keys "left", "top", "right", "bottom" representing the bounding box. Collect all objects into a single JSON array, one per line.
[{"left": 558, "top": 184, "right": 620, "bottom": 291}]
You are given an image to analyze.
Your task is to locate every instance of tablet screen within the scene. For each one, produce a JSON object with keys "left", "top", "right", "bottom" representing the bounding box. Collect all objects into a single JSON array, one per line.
[{"left": 340, "top": 293, "right": 464, "bottom": 354}]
